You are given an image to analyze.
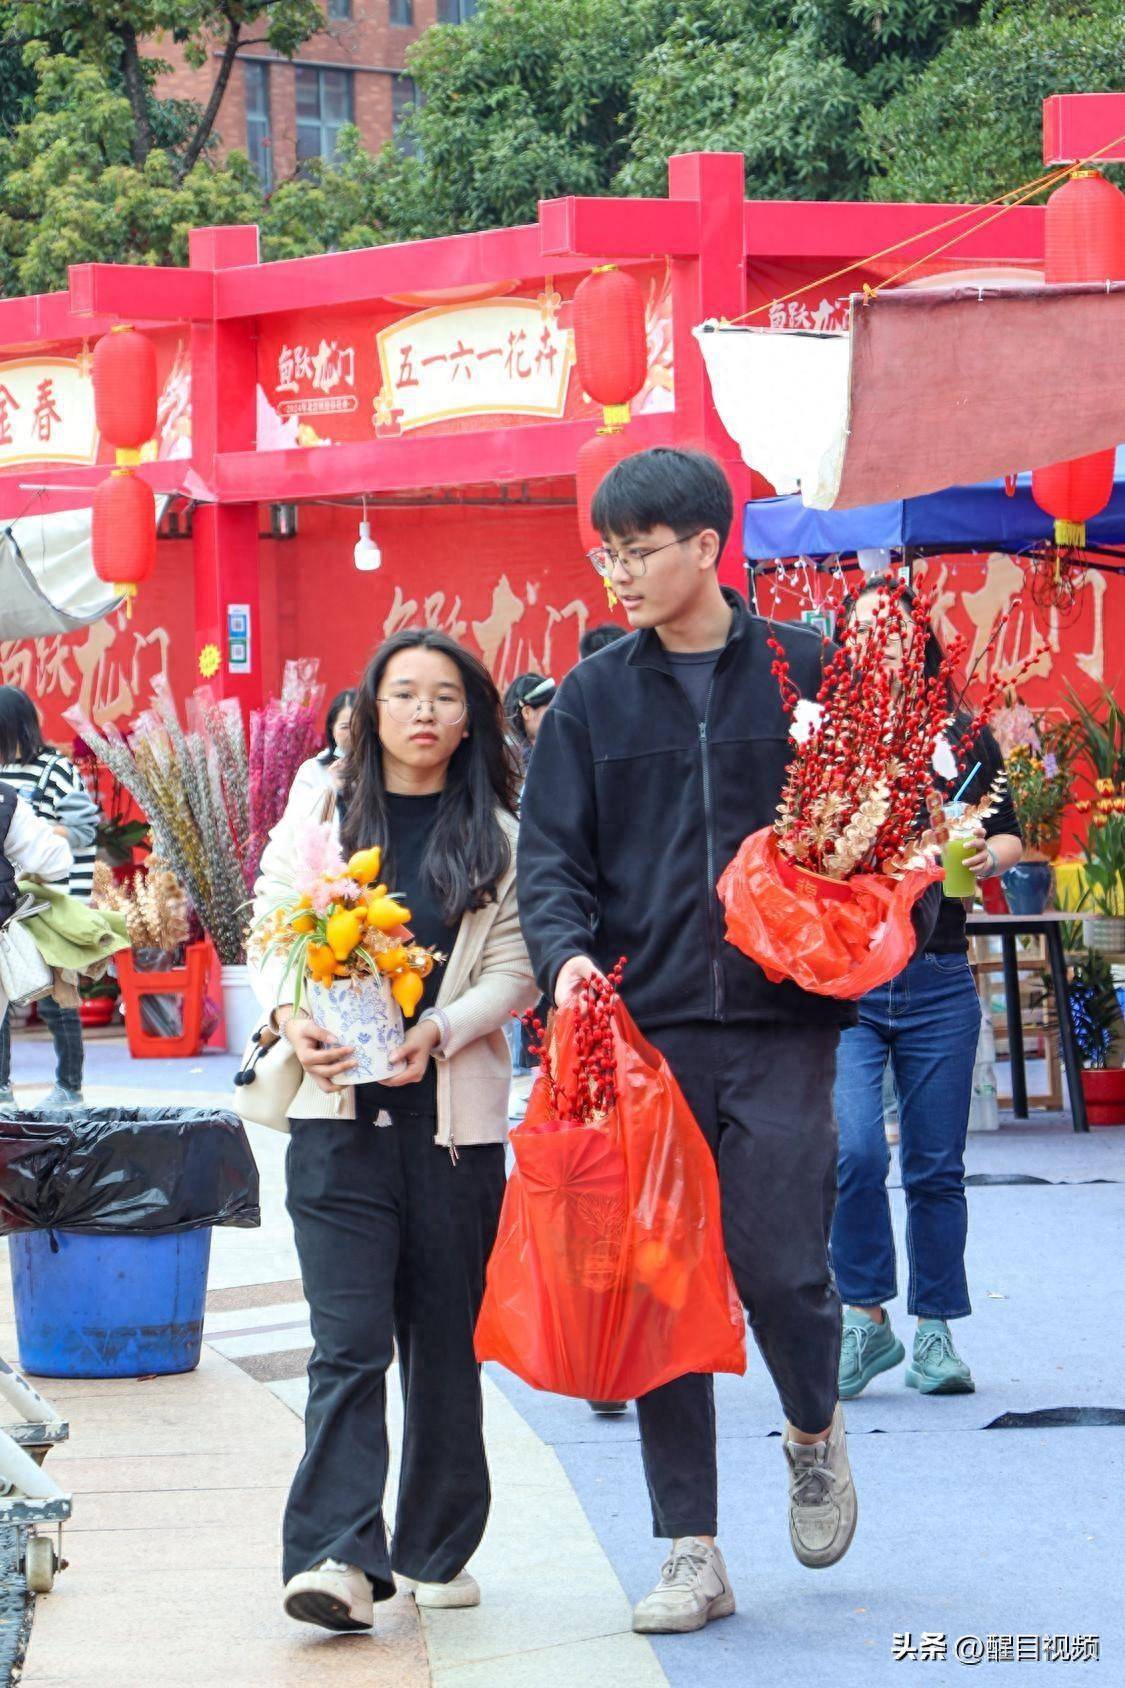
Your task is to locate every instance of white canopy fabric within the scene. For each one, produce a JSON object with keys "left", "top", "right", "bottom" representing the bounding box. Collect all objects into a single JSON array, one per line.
[
  {"left": 0, "top": 507, "right": 126, "bottom": 639},
  {"left": 694, "top": 323, "right": 851, "bottom": 507},
  {"left": 697, "top": 281, "right": 1125, "bottom": 511}
]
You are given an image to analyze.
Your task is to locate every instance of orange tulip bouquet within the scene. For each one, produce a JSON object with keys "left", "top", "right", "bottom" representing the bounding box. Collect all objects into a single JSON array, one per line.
[{"left": 249, "top": 827, "right": 441, "bottom": 1085}]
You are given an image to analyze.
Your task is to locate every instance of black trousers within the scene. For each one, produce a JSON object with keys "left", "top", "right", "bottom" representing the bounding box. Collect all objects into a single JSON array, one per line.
[
  {"left": 282, "top": 1097, "right": 506, "bottom": 1599},
  {"left": 635, "top": 1021, "right": 843, "bottom": 1540}
]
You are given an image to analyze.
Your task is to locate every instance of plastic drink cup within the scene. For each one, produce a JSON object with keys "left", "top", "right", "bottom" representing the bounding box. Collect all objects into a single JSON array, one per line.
[{"left": 942, "top": 800, "right": 978, "bottom": 899}]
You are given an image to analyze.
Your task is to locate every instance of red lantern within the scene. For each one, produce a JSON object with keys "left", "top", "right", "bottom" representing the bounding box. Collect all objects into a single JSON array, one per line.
[
  {"left": 92, "top": 470, "right": 156, "bottom": 611},
  {"left": 92, "top": 328, "right": 158, "bottom": 450},
  {"left": 572, "top": 266, "right": 648, "bottom": 427},
  {"left": 575, "top": 427, "right": 635, "bottom": 552},
  {"left": 1032, "top": 170, "right": 1125, "bottom": 546},
  {"left": 1045, "top": 169, "right": 1125, "bottom": 282}
]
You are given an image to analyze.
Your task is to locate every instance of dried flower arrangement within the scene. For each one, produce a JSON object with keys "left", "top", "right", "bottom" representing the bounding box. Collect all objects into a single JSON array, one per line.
[
  {"left": 69, "top": 661, "right": 324, "bottom": 967},
  {"left": 68, "top": 676, "right": 248, "bottom": 965},
  {"left": 92, "top": 860, "right": 192, "bottom": 953}
]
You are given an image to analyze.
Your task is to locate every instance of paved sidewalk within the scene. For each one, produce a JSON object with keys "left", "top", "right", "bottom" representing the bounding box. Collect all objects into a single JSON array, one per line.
[
  {"left": 2, "top": 1044, "right": 663, "bottom": 1688},
  {"left": 3, "top": 1033, "right": 1122, "bottom": 1685}
]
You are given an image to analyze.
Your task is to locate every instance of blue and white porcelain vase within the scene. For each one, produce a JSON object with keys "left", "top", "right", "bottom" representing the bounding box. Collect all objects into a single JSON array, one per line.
[{"left": 306, "top": 972, "right": 404, "bottom": 1085}]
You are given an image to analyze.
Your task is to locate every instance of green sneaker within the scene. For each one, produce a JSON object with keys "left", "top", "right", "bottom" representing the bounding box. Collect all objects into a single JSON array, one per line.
[
  {"left": 838, "top": 1308, "right": 905, "bottom": 1399},
  {"left": 905, "top": 1319, "right": 975, "bottom": 1395}
]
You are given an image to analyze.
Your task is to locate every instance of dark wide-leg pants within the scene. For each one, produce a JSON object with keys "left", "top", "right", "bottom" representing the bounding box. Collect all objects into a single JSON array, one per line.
[
  {"left": 635, "top": 1022, "right": 843, "bottom": 1540},
  {"left": 282, "top": 1097, "right": 506, "bottom": 1599}
]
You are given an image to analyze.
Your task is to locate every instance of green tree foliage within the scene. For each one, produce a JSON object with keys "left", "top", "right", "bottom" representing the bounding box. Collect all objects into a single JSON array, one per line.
[
  {"left": 4, "top": 0, "right": 1125, "bottom": 292},
  {"left": 0, "top": 50, "right": 262, "bottom": 293},
  {"left": 863, "top": 0, "right": 1125, "bottom": 202}
]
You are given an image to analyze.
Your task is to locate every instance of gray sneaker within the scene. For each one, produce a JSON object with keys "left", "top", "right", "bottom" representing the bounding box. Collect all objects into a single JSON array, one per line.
[
  {"left": 632, "top": 1537, "right": 735, "bottom": 1634},
  {"left": 784, "top": 1403, "right": 858, "bottom": 1569},
  {"left": 43, "top": 1086, "right": 84, "bottom": 1110}
]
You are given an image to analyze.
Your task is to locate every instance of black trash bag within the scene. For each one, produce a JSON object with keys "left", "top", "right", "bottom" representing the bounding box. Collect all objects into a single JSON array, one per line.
[{"left": 0, "top": 1108, "right": 260, "bottom": 1236}]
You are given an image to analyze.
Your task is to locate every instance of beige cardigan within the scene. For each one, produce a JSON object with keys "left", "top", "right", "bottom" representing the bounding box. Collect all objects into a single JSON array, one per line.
[{"left": 248, "top": 789, "right": 538, "bottom": 1148}]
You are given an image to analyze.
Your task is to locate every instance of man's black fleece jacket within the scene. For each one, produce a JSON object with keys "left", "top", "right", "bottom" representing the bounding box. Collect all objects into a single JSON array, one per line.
[{"left": 516, "top": 588, "right": 878, "bottom": 1035}]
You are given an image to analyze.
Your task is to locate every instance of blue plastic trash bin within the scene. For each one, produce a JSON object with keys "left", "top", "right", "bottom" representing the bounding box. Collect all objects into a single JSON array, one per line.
[{"left": 9, "top": 1227, "right": 213, "bottom": 1379}]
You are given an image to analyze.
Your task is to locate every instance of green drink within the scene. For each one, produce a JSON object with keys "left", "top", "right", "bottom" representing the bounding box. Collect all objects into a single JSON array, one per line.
[{"left": 942, "top": 802, "right": 978, "bottom": 899}]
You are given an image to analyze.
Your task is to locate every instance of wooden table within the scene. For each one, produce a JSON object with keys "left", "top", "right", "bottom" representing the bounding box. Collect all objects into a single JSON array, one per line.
[{"left": 966, "top": 912, "right": 1088, "bottom": 1133}]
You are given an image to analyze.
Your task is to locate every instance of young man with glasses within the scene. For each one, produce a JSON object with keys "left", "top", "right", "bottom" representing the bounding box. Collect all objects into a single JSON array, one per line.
[{"left": 517, "top": 448, "right": 859, "bottom": 1635}]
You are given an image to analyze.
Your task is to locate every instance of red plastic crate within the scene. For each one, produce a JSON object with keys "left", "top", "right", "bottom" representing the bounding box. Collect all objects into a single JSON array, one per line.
[{"left": 115, "top": 941, "right": 211, "bottom": 1058}]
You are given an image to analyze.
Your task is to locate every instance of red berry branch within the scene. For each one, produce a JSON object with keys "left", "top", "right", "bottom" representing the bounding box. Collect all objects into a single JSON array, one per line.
[
  {"left": 772, "top": 582, "right": 1041, "bottom": 878},
  {"left": 520, "top": 958, "right": 627, "bottom": 1123}
]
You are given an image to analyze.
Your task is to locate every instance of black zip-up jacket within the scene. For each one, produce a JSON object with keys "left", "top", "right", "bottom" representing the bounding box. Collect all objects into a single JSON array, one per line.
[{"left": 517, "top": 589, "right": 859, "bottom": 1034}]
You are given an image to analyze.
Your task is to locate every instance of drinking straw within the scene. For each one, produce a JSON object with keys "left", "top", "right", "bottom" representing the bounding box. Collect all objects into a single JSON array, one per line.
[{"left": 950, "top": 762, "right": 982, "bottom": 806}]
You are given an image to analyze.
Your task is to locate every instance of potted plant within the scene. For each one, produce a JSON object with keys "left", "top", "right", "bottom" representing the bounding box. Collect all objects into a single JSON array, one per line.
[
  {"left": 990, "top": 701, "right": 1079, "bottom": 912},
  {"left": 1063, "top": 949, "right": 1125, "bottom": 1126},
  {"left": 1076, "top": 783, "right": 1125, "bottom": 951},
  {"left": 78, "top": 975, "right": 120, "bottom": 1029},
  {"left": 1065, "top": 683, "right": 1125, "bottom": 793}
]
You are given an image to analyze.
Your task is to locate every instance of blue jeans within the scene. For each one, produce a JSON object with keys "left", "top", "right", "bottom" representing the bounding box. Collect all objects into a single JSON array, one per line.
[{"left": 831, "top": 950, "right": 981, "bottom": 1320}]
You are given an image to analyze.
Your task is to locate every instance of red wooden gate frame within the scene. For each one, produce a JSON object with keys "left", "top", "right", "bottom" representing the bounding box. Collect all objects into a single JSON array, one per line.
[{"left": 1, "top": 92, "right": 1123, "bottom": 710}]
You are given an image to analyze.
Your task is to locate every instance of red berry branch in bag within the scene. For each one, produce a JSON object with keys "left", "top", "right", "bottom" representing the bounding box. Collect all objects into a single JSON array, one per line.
[{"left": 521, "top": 958, "right": 627, "bottom": 1123}]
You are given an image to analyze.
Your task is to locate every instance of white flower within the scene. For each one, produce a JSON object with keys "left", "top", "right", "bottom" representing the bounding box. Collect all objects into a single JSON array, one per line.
[
  {"left": 932, "top": 738, "right": 958, "bottom": 782},
  {"left": 790, "top": 700, "right": 825, "bottom": 746}
]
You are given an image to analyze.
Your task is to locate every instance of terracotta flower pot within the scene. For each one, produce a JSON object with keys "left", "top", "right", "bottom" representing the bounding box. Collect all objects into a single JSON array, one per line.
[{"left": 1080, "top": 1067, "right": 1125, "bottom": 1127}]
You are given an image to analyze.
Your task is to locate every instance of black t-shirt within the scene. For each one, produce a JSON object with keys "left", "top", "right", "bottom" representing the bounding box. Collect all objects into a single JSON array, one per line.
[
  {"left": 666, "top": 648, "right": 723, "bottom": 722},
  {"left": 927, "top": 725, "right": 1022, "bottom": 955},
  {"left": 355, "top": 790, "right": 460, "bottom": 1117}
]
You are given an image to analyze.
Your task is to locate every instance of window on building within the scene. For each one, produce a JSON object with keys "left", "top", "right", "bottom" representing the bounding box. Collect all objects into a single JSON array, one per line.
[
  {"left": 296, "top": 66, "right": 354, "bottom": 165},
  {"left": 392, "top": 74, "right": 419, "bottom": 156},
  {"left": 245, "top": 61, "right": 272, "bottom": 190},
  {"left": 437, "top": 0, "right": 476, "bottom": 19},
  {"left": 327, "top": 0, "right": 352, "bottom": 17},
  {"left": 390, "top": 0, "right": 414, "bottom": 23}
]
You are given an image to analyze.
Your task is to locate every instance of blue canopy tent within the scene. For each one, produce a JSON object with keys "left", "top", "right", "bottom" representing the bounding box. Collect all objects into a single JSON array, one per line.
[{"left": 743, "top": 446, "right": 1125, "bottom": 561}]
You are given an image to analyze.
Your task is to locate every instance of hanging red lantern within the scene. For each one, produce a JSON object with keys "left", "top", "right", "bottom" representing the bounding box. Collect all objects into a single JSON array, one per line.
[
  {"left": 1030, "top": 455, "right": 1114, "bottom": 548},
  {"left": 1032, "top": 169, "right": 1125, "bottom": 546},
  {"left": 575, "top": 427, "right": 636, "bottom": 552},
  {"left": 572, "top": 266, "right": 648, "bottom": 427},
  {"left": 92, "top": 470, "right": 156, "bottom": 613},
  {"left": 92, "top": 327, "right": 158, "bottom": 452},
  {"left": 1044, "top": 169, "right": 1125, "bottom": 282}
]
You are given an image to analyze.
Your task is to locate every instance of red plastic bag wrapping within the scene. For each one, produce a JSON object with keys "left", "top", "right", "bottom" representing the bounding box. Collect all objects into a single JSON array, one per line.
[
  {"left": 475, "top": 1000, "right": 746, "bottom": 1400},
  {"left": 717, "top": 828, "right": 943, "bottom": 1001}
]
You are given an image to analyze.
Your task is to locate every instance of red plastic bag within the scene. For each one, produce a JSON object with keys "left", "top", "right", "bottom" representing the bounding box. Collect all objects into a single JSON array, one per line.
[
  {"left": 475, "top": 1000, "right": 746, "bottom": 1400},
  {"left": 717, "top": 828, "right": 943, "bottom": 1001}
]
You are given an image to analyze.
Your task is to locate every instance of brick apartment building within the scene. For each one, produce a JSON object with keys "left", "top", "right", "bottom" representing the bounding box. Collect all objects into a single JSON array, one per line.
[{"left": 147, "top": 0, "right": 477, "bottom": 189}]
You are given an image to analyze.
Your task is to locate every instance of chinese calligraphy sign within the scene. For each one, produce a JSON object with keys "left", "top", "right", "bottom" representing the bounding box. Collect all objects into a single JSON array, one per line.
[
  {"left": 376, "top": 300, "right": 573, "bottom": 432},
  {"left": 0, "top": 358, "right": 98, "bottom": 469}
]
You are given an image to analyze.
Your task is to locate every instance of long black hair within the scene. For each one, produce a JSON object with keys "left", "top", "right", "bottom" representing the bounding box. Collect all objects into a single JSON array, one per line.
[
  {"left": 840, "top": 574, "right": 957, "bottom": 708},
  {"left": 0, "top": 686, "right": 46, "bottom": 765},
  {"left": 320, "top": 688, "right": 357, "bottom": 760},
  {"left": 340, "top": 630, "right": 519, "bottom": 922},
  {"left": 504, "top": 672, "right": 554, "bottom": 748}
]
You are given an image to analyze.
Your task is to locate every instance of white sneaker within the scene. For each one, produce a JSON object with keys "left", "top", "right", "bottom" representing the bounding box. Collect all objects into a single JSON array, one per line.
[
  {"left": 632, "top": 1538, "right": 735, "bottom": 1634},
  {"left": 401, "top": 1570, "right": 481, "bottom": 1608},
  {"left": 283, "top": 1558, "right": 374, "bottom": 1631},
  {"left": 783, "top": 1403, "right": 858, "bottom": 1568}
]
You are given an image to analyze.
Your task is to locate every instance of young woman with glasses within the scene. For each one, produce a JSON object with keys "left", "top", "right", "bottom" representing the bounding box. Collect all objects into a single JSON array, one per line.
[{"left": 251, "top": 629, "right": 537, "bottom": 1635}]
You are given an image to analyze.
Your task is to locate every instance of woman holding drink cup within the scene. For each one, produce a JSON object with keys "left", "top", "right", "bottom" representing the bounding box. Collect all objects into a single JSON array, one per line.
[
  {"left": 830, "top": 579, "right": 1022, "bottom": 1400},
  {"left": 250, "top": 629, "right": 536, "bottom": 1635}
]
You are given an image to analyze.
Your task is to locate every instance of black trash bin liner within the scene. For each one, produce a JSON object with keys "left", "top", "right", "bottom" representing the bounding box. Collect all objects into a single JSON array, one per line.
[{"left": 0, "top": 1107, "right": 260, "bottom": 1235}]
